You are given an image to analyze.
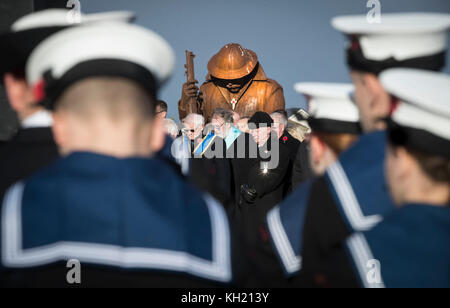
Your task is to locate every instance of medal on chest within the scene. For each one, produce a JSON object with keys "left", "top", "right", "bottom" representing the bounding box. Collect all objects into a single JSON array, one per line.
[{"left": 231, "top": 98, "right": 237, "bottom": 110}]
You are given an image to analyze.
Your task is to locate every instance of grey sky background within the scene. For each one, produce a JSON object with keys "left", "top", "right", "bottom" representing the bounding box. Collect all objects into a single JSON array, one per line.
[{"left": 82, "top": 0, "right": 450, "bottom": 121}]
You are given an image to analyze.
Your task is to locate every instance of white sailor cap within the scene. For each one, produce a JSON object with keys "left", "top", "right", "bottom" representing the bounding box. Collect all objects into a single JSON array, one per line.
[
  {"left": 26, "top": 22, "right": 175, "bottom": 109},
  {"left": 0, "top": 9, "right": 136, "bottom": 77},
  {"left": 380, "top": 68, "right": 450, "bottom": 158},
  {"left": 294, "top": 82, "right": 361, "bottom": 134},
  {"left": 331, "top": 13, "right": 450, "bottom": 75}
]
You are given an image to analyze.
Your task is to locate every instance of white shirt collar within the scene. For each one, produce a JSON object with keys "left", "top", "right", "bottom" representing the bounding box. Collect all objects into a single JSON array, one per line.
[{"left": 21, "top": 110, "right": 53, "bottom": 129}]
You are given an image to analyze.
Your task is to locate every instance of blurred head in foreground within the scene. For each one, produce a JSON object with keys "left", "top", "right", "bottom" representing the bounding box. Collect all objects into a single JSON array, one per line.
[
  {"left": 381, "top": 69, "right": 450, "bottom": 206},
  {"left": 0, "top": 9, "right": 135, "bottom": 124},
  {"left": 332, "top": 13, "right": 450, "bottom": 133},
  {"left": 295, "top": 82, "right": 360, "bottom": 176},
  {"left": 26, "top": 22, "right": 174, "bottom": 158}
]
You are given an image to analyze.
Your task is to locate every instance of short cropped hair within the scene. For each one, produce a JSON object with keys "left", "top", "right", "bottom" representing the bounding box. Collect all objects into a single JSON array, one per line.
[
  {"left": 156, "top": 100, "right": 168, "bottom": 112},
  {"left": 56, "top": 77, "right": 154, "bottom": 123},
  {"left": 406, "top": 147, "right": 450, "bottom": 184}
]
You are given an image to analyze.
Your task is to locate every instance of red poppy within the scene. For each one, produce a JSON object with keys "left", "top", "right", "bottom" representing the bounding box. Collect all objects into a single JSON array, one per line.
[
  {"left": 351, "top": 36, "right": 360, "bottom": 51},
  {"left": 33, "top": 79, "right": 46, "bottom": 102},
  {"left": 283, "top": 136, "right": 288, "bottom": 142}
]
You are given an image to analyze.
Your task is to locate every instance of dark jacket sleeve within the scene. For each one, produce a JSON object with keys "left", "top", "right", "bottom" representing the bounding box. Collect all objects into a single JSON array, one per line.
[
  {"left": 292, "top": 141, "right": 312, "bottom": 189},
  {"left": 189, "top": 137, "right": 234, "bottom": 208}
]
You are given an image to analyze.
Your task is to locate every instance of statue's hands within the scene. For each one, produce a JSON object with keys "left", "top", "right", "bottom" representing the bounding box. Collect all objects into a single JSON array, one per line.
[
  {"left": 180, "top": 80, "right": 203, "bottom": 117},
  {"left": 182, "top": 80, "right": 199, "bottom": 99}
]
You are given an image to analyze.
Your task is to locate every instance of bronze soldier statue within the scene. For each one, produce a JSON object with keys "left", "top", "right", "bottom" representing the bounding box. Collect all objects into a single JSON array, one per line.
[{"left": 178, "top": 43, "right": 285, "bottom": 122}]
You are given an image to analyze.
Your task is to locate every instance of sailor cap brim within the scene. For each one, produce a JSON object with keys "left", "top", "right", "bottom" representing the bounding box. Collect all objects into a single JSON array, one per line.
[
  {"left": 0, "top": 9, "right": 136, "bottom": 78},
  {"left": 380, "top": 68, "right": 450, "bottom": 158},
  {"left": 294, "top": 82, "right": 361, "bottom": 134}
]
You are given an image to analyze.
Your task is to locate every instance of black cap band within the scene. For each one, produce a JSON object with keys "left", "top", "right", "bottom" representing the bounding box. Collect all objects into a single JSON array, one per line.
[
  {"left": 387, "top": 119, "right": 450, "bottom": 159},
  {"left": 347, "top": 36, "right": 446, "bottom": 75},
  {"left": 308, "top": 118, "right": 361, "bottom": 135},
  {"left": 40, "top": 59, "right": 158, "bottom": 110}
]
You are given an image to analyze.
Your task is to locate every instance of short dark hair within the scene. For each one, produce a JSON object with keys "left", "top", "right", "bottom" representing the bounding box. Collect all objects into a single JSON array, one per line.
[
  {"left": 156, "top": 100, "right": 168, "bottom": 112},
  {"left": 407, "top": 147, "right": 450, "bottom": 184},
  {"left": 388, "top": 123, "right": 450, "bottom": 185},
  {"left": 248, "top": 111, "right": 274, "bottom": 128},
  {"left": 403, "top": 146, "right": 450, "bottom": 205},
  {"left": 8, "top": 68, "right": 26, "bottom": 80}
]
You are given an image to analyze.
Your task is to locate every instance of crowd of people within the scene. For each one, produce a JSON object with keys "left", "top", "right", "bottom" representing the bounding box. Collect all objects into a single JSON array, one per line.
[{"left": 0, "top": 8, "right": 449, "bottom": 288}]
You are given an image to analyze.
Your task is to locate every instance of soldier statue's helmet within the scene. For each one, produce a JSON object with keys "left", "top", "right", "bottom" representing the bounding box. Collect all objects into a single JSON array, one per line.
[{"left": 207, "top": 43, "right": 258, "bottom": 80}]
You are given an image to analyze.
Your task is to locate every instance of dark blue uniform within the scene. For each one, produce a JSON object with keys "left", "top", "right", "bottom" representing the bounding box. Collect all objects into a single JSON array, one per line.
[
  {"left": 323, "top": 130, "right": 393, "bottom": 231},
  {"left": 266, "top": 130, "right": 396, "bottom": 285},
  {"left": 0, "top": 152, "right": 235, "bottom": 287},
  {"left": 336, "top": 204, "right": 450, "bottom": 288}
]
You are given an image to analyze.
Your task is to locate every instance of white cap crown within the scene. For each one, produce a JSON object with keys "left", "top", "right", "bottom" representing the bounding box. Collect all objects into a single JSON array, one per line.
[
  {"left": 295, "top": 82, "right": 359, "bottom": 123},
  {"left": 12, "top": 9, "right": 135, "bottom": 32},
  {"left": 380, "top": 68, "right": 450, "bottom": 141}
]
